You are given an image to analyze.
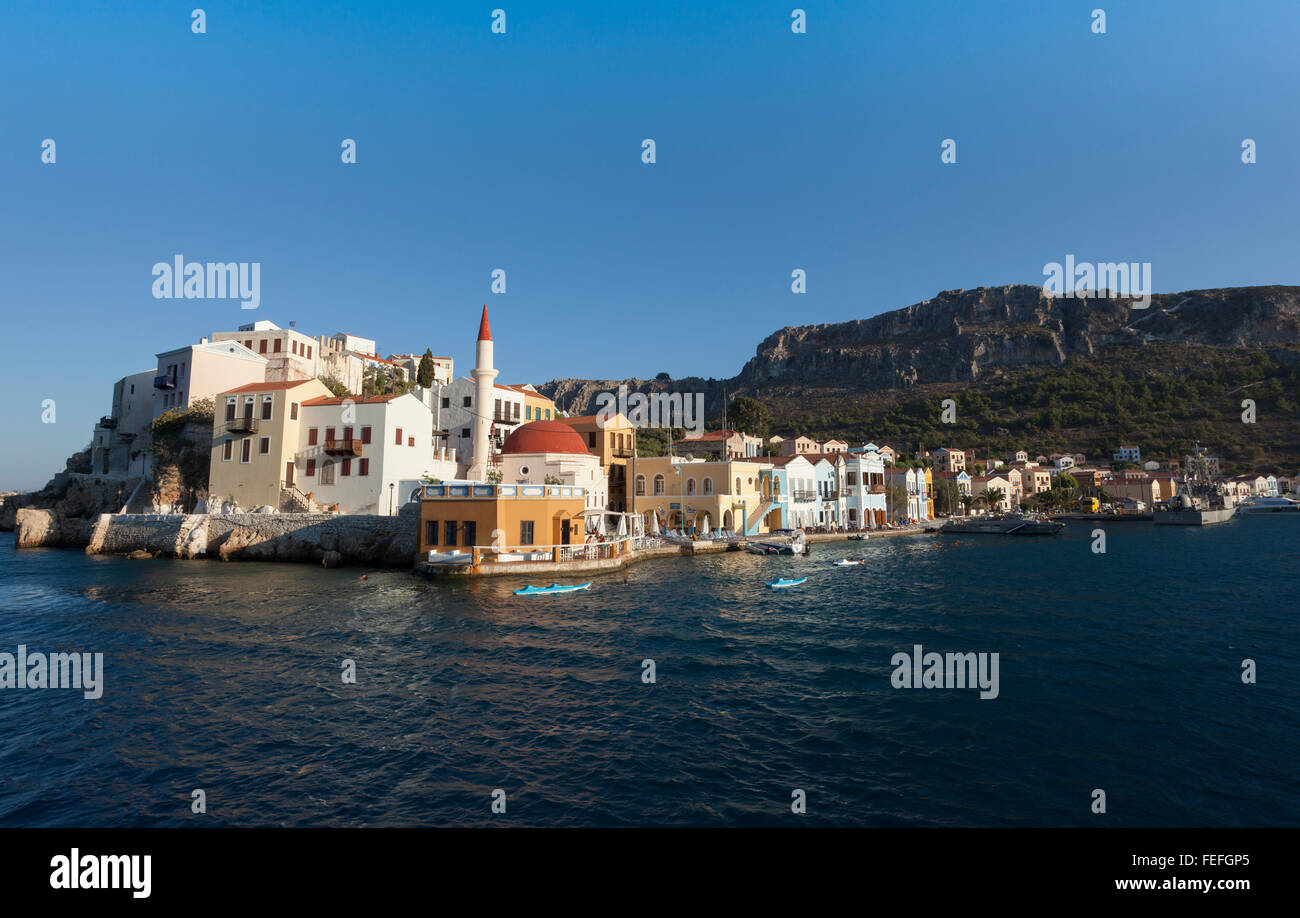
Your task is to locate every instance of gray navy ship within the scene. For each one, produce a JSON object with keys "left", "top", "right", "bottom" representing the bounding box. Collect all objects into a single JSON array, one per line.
[{"left": 939, "top": 513, "right": 1065, "bottom": 536}]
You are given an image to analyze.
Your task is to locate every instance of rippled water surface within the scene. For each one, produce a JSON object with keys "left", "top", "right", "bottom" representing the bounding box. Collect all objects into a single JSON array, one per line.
[{"left": 1, "top": 519, "right": 1296, "bottom": 826}]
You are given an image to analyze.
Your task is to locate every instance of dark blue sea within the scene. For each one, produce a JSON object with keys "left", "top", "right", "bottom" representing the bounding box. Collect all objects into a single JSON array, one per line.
[{"left": 1, "top": 518, "right": 1296, "bottom": 827}]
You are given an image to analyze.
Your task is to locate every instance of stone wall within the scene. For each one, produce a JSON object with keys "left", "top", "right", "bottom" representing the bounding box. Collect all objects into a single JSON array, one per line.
[{"left": 27, "top": 501, "right": 425, "bottom": 568}]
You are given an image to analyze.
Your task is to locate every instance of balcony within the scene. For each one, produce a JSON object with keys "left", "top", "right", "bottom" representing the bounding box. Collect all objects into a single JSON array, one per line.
[
  {"left": 611, "top": 448, "right": 636, "bottom": 458},
  {"left": 824, "top": 490, "right": 840, "bottom": 501},
  {"left": 792, "top": 490, "right": 817, "bottom": 501},
  {"left": 324, "top": 438, "right": 363, "bottom": 457},
  {"left": 224, "top": 418, "right": 258, "bottom": 435},
  {"left": 153, "top": 375, "right": 176, "bottom": 390},
  {"left": 98, "top": 416, "right": 117, "bottom": 429},
  {"left": 870, "top": 484, "right": 886, "bottom": 494}
]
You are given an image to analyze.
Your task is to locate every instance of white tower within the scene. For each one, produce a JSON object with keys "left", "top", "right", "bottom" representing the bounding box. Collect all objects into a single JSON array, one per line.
[{"left": 467, "top": 305, "right": 498, "bottom": 481}]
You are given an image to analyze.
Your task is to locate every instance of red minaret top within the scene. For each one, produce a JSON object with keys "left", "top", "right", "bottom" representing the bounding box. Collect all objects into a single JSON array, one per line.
[{"left": 477, "top": 304, "right": 492, "bottom": 341}]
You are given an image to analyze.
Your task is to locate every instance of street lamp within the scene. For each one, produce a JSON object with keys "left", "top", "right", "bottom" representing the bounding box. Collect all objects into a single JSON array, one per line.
[{"left": 388, "top": 481, "right": 395, "bottom": 516}]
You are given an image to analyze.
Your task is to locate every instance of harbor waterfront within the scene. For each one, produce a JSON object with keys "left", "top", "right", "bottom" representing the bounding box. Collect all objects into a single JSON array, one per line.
[{"left": 1, "top": 516, "right": 1295, "bottom": 828}]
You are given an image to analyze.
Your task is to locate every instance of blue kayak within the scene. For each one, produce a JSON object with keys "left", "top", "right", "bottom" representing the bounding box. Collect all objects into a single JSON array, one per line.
[
  {"left": 767, "top": 577, "right": 808, "bottom": 589},
  {"left": 514, "top": 582, "right": 592, "bottom": 595}
]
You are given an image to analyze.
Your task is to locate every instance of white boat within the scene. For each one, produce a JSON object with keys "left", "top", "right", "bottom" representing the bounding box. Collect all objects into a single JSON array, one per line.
[{"left": 1238, "top": 496, "right": 1300, "bottom": 513}]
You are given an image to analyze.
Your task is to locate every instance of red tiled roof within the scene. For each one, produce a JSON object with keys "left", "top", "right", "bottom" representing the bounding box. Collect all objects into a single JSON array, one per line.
[{"left": 221, "top": 380, "right": 319, "bottom": 394}]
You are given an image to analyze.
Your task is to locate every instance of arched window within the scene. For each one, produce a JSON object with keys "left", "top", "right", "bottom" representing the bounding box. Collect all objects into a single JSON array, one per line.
[
  {"left": 735, "top": 477, "right": 741, "bottom": 494},
  {"left": 686, "top": 478, "right": 697, "bottom": 496},
  {"left": 653, "top": 474, "right": 665, "bottom": 496},
  {"left": 635, "top": 474, "right": 646, "bottom": 496},
  {"left": 702, "top": 477, "right": 713, "bottom": 495}
]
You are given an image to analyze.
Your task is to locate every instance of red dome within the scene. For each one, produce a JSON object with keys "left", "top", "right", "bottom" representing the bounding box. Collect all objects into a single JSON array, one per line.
[{"left": 500, "top": 420, "right": 590, "bottom": 455}]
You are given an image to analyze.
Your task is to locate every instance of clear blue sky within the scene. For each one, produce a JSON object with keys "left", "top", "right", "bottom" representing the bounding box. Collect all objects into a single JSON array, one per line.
[{"left": 3, "top": 0, "right": 1298, "bottom": 490}]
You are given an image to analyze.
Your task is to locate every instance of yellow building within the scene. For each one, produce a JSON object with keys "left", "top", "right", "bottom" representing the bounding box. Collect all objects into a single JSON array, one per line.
[
  {"left": 208, "top": 378, "right": 332, "bottom": 510},
  {"left": 628, "top": 455, "right": 771, "bottom": 535},
  {"left": 555, "top": 412, "right": 637, "bottom": 511},
  {"left": 419, "top": 483, "right": 588, "bottom": 557}
]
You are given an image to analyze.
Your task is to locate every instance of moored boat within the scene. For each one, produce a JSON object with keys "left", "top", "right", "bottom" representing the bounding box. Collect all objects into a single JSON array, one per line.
[
  {"left": 514, "top": 582, "right": 593, "bottom": 595},
  {"left": 767, "top": 577, "right": 808, "bottom": 589}
]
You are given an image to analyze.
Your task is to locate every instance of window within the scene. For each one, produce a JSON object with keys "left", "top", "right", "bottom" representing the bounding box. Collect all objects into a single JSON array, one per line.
[
  {"left": 306, "top": 346, "right": 312, "bottom": 359},
  {"left": 526, "top": 405, "right": 532, "bottom": 420},
  {"left": 290, "top": 402, "right": 298, "bottom": 420},
  {"left": 494, "top": 398, "right": 502, "bottom": 417},
  {"left": 463, "top": 396, "right": 471, "bottom": 407},
  {"left": 444, "top": 521, "right": 458, "bottom": 546},
  {"left": 320, "top": 461, "right": 335, "bottom": 485},
  {"left": 545, "top": 409, "right": 551, "bottom": 419},
  {"left": 425, "top": 521, "right": 438, "bottom": 546},
  {"left": 512, "top": 403, "right": 519, "bottom": 419},
  {"left": 259, "top": 437, "right": 270, "bottom": 455},
  {"left": 408, "top": 436, "right": 415, "bottom": 447},
  {"left": 261, "top": 397, "right": 272, "bottom": 420},
  {"left": 462, "top": 521, "right": 476, "bottom": 547},
  {"left": 244, "top": 339, "right": 252, "bottom": 350},
  {"left": 686, "top": 478, "right": 696, "bottom": 496},
  {"left": 653, "top": 475, "right": 665, "bottom": 496},
  {"left": 326, "top": 427, "right": 336, "bottom": 442},
  {"left": 703, "top": 478, "right": 714, "bottom": 495},
  {"left": 359, "top": 458, "right": 369, "bottom": 476},
  {"left": 519, "top": 521, "right": 534, "bottom": 545},
  {"left": 343, "top": 426, "right": 353, "bottom": 441},
  {"left": 259, "top": 340, "right": 267, "bottom": 353},
  {"left": 635, "top": 475, "right": 646, "bottom": 496},
  {"left": 361, "top": 426, "right": 372, "bottom": 444},
  {"left": 341, "top": 459, "right": 351, "bottom": 476},
  {"left": 735, "top": 477, "right": 741, "bottom": 493},
  {"left": 308, "top": 427, "right": 318, "bottom": 445},
  {"left": 588, "top": 432, "right": 597, "bottom": 448},
  {"left": 461, "top": 428, "right": 470, "bottom": 438},
  {"left": 441, "top": 398, "right": 449, "bottom": 409},
  {"left": 222, "top": 439, "right": 233, "bottom": 461},
  {"left": 273, "top": 339, "right": 282, "bottom": 353},
  {"left": 225, "top": 399, "right": 236, "bottom": 421},
  {"left": 306, "top": 459, "right": 316, "bottom": 476},
  {"left": 395, "top": 428, "right": 403, "bottom": 445},
  {"left": 240, "top": 439, "right": 251, "bottom": 463}
]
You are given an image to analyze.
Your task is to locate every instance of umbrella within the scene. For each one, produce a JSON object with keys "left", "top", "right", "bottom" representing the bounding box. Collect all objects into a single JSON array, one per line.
[
  {"left": 616, "top": 513, "right": 628, "bottom": 538},
  {"left": 650, "top": 511, "right": 661, "bottom": 536},
  {"left": 595, "top": 513, "right": 607, "bottom": 537}
]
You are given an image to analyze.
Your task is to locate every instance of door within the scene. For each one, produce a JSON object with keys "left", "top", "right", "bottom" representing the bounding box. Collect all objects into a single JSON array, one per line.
[
  {"left": 284, "top": 462, "right": 294, "bottom": 488},
  {"left": 561, "top": 519, "right": 571, "bottom": 545}
]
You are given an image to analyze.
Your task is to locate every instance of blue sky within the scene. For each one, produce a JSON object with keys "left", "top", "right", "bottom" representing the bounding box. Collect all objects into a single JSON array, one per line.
[{"left": 3, "top": 0, "right": 1298, "bottom": 489}]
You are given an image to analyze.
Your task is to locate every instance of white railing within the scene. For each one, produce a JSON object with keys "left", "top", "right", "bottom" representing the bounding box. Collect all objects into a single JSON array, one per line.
[{"left": 468, "top": 535, "right": 653, "bottom": 563}]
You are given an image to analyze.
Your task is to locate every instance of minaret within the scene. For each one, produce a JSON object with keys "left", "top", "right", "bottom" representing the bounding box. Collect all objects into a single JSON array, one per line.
[{"left": 467, "top": 305, "right": 498, "bottom": 481}]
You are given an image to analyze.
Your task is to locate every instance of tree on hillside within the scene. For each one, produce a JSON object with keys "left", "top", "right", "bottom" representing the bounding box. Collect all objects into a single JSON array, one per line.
[
  {"left": 417, "top": 349, "right": 436, "bottom": 388},
  {"left": 728, "top": 396, "right": 772, "bottom": 438}
]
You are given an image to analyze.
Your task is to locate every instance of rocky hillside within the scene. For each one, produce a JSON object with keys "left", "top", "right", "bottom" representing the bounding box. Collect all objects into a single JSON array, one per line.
[{"left": 538, "top": 285, "right": 1300, "bottom": 473}]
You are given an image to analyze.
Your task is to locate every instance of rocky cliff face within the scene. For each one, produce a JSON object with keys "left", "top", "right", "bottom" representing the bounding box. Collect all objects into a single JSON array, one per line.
[{"left": 539, "top": 285, "right": 1300, "bottom": 412}]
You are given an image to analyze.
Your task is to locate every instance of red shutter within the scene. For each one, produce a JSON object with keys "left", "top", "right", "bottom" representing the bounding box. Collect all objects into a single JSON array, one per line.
[
  {"left": 408, "top": 436, "right": 414, "bottom": 447},
  {"left": 361, "top": 426, "right": 372, "bottom": 444},
  {"left": 359, "top": 458, "right": 369, "bottom": 476},
  {"left": 395, "top": 428, "right": 403, "bottom": 445},
  {"left": 308, "top": 428, "right": 318, "bottom": 445},
  {"left": 326, "top": 427, "right": 336, "bottom": 441},
  {"left": 306, "top": 459, "right": 316, "bottom": 476},
  {"left": 342, "top": 459, "right": 351, "bottom": 476}
]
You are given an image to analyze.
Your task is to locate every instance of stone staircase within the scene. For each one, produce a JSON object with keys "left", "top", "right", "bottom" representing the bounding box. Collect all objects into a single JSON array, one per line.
[
  {"left": 746, "top": 500, "right": 775, "bottom": 535},
  {"left": 280, "top": 484, "right": 322, "bottom": 513}
]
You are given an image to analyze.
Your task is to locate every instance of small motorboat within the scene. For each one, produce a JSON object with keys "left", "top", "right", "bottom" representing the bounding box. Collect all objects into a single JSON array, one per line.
[
  {"left": 514, "top": 582, "right": 593, "bottom": 595},
  {"left": 831, "top": 558, "right": 865, "bottom": 566},
  {"left": 848, "top": 534, "right": 868, "bottom": 541},
  {"left": 767, "top": 577, "right": 808, "bottom": 589}
]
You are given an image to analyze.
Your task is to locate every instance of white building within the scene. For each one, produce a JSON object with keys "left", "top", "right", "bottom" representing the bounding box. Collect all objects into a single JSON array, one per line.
[
  {"left": 153, "top": 338, "right": 268, "bottom": 418},
  {"left": 211, "top": 320, "right": 322, "bottom": 383},
  {"left": 296, "top": 392, "right": 440, "bottom": 515},
  {"left": 495, "top": 420, "right": 608, "bottom": 512},
  {"left": 91, "top": 369, "right": 157, "bottom": 477},
  {"left": 843, "top": 450, "right": 888, "bottom": 529}
]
